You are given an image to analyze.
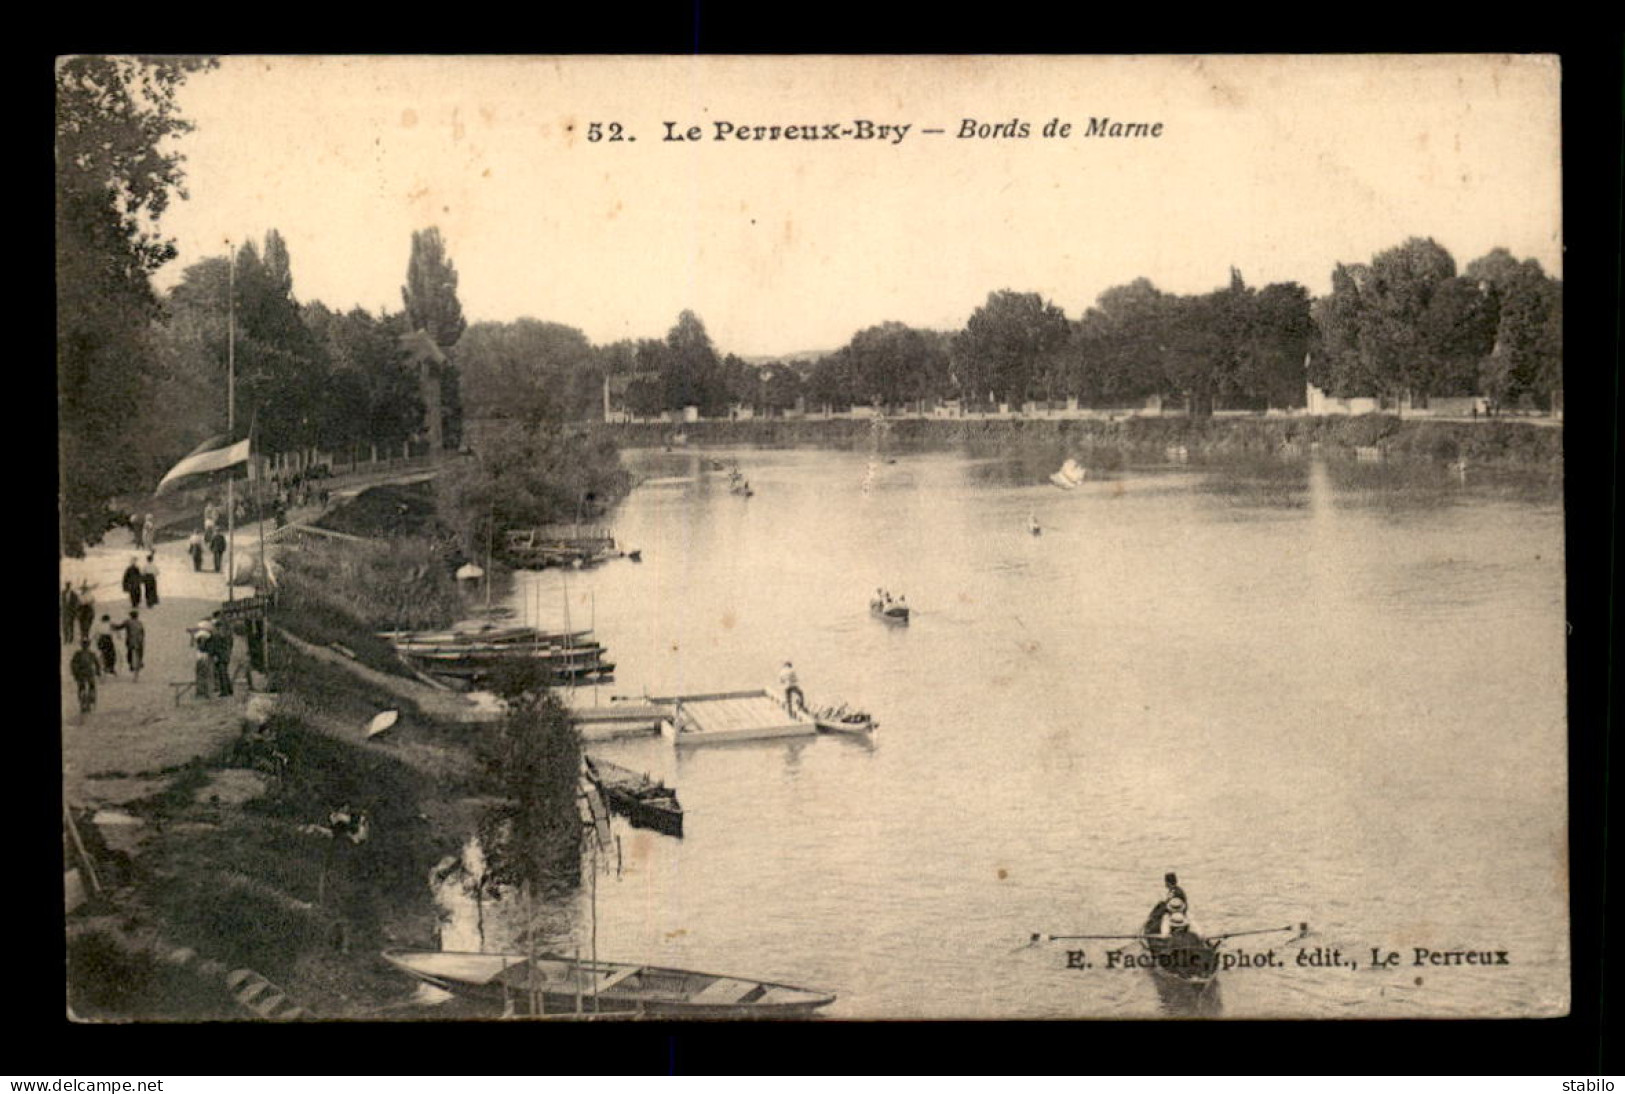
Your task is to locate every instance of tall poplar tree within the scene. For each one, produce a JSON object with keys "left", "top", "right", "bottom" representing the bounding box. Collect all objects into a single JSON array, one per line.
[{"left": 401, "top": 227, "right": 467, "bottom": 448}]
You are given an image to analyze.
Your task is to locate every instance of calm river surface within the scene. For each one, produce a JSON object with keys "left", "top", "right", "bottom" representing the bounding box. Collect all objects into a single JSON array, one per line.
[{"left": 438, "top": 444, "right": 1567, "bottom": 1019}]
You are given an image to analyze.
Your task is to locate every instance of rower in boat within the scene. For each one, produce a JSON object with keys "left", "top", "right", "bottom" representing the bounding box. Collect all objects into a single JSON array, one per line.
[{"left": 1144, "top": 872, "right": 1190, "bottom": 935}]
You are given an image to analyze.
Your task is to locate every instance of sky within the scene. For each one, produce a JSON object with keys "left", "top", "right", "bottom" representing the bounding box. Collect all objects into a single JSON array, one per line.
[{"left": 151, "top": 55, "right": 1563, "bottom": 360}]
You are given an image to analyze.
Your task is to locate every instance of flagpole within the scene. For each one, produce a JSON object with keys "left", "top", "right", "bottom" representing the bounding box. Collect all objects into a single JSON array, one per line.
[
  {"left": 254, "top": 408, "right": 269, "bottom": 683},
  {"left": 226, "top": 241, "right": 237, "bottom": 603}
]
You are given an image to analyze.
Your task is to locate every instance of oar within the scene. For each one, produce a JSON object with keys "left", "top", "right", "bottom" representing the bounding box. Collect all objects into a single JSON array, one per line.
[
  {"left": 1020, "top": 931, "right": 1150, "bottom": 950},
  {"left": 1208, "top": 922, "right": 1310, "bottom": 945}
]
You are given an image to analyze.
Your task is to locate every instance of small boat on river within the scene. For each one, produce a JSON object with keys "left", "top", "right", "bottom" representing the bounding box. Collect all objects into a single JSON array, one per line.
[
  {"left": 382, "top": 949, "right": 835, "bottom": 1018},
  {"left": 812, "top": 705, "right": 877, "bottom": 736},
  {"left": 584, "top": 755, "right": 683, "bottom": 837},
  {"left": 1137, "top": 922, "right": 1220, "bottom": 989},
  {"left": 870, "top": 598, "right": 910, "bottom": 624}
]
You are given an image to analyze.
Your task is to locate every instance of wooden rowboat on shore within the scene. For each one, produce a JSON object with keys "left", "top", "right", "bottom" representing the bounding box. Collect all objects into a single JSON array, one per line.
[{"left": 382, "top": 949, "right": 835, "bottom": 1018}]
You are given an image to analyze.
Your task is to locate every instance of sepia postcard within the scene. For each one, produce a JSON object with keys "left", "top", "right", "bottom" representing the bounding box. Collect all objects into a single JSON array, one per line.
[{"left": 58, "top": 53, "right": 1573, "bottom": 1025}]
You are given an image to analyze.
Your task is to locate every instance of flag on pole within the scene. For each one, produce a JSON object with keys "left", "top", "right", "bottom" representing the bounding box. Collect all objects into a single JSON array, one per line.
[{"left": 154, "top": 435, "right": 251, "bottom": 496}]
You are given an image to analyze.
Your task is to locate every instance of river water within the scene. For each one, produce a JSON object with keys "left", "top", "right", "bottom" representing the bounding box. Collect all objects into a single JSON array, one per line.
[{"left": 436, "top": 444, "right": 1568, "bottom": 1019}]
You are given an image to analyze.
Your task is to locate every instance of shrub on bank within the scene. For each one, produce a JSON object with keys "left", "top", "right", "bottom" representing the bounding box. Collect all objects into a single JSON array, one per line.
[{"left": 276, "top": 534, "right": 462, "bottom": 679}]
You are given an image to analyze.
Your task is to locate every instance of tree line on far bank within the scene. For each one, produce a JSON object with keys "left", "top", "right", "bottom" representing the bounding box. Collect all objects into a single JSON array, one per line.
[{"left": 456, "top": 236, "right": 1561, "bottom": 429}]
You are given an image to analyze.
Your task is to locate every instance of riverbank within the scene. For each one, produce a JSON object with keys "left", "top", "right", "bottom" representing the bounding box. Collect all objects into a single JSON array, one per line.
[
  {"left": 602, "top": 414, "right": 1563, "bottom": 471},
  {"left": 63, "top": 483, "right": 552, "bottom": 1022}
]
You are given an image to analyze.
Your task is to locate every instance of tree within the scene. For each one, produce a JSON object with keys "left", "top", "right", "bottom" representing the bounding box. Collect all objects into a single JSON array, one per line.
[
  {"left": 841, "top": 322, "right": 950, "bottom": 409},
  {"left": 1417, "top": 277, "right": 1498, "bottom": 397},
  {"left": 228, "top": 234, "right": 326, "bottom": 455},
  {"left": 401, "top": 227, "right": 467, "bottom": 349},
  {"left": 1235, "top": 281, "right": 1313, "bottom": 409},
  {"left": 952, "top": 291, "right": 1071, "bottom": 405},
  {"left": 662, "top": 310, "right": 724, "bottom": 414},
  {"left": 1477, "top": 260, "right": 1561, "bottom": 410},
  {"left": 306, "top": 304, "right": 422, "bottom": 460},
  {"left": 1073, "top": 278, "right": 1166, "bottom": 405},
  {"left": 402, "top": 227, "right": 467, "bottom": 447},
  {"left": 458, "top": 319, "right": 597, "bottom": 425},
  {"left": 1157, "top": 289, "right": 1231, "bottom": 416},
  {"left": 57, "top": 55, "right": 213, "bottom": 551},
  {"left": 1358, "top": 237, "right": 1458, "bottom": 402}
]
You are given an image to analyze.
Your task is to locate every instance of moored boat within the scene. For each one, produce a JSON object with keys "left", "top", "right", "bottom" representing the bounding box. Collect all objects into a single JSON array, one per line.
[
  {"left": 812, "top": 705, "right": 877, "bottom": 736},
  {"left": 382, "top": 949, "right": 835, "bottom": 1018},
  {"left": 585, "top": 756, "right": 683, "bottom": 837}
]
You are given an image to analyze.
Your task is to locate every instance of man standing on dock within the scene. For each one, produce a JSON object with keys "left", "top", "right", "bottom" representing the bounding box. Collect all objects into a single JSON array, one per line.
[{"left": 780, "top": 661, "right": 806, "bottom": 716}]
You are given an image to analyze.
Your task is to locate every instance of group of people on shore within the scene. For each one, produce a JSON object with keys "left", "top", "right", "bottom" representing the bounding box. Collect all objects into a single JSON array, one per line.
[
  {"left": 64, "top": 577, "right": 150, "bottom": 714},
  {"left": 64, "top": 494, "right": 252, "bottom": 715}
]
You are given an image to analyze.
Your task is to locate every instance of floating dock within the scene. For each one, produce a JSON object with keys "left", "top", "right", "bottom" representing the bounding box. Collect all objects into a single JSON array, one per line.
[
  {"left": 651, "top": 689, "right": 816, "bottom": 747},
  {"left": 572, "top": 705, "right": 668, "bottom": 741}
]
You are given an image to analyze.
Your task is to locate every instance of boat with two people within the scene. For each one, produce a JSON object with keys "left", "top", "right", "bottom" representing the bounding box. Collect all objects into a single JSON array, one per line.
[
  {"left": 383, "top": 949, "right": 835, "bottom": 1018},
  {"left": 1030, "top": 873, "right": 1309, "bottom": 1001},
  {"left": 871, "top": 589, "right": 910, "bottom": 624}
]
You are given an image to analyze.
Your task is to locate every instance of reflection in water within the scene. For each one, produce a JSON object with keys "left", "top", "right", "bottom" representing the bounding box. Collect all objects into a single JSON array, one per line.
[
  {"left": 435, "top": 445, "right": 1564, "bottom": 1020},
  {"left": 1151, "top": 971, "right": 1223, "bottom": 1017}
]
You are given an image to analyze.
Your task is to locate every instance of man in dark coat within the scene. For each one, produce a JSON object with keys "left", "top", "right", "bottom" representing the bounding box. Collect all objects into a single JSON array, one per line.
[
  {"left": 70, "top": 640, "right": 100, "bottom": 713},
  {"left": 121, "top": 558, "right": 144, "bottom": 611},
  {"left": 141, "top": 553, "right": 160, "bottom": 607},
  {"left": 76, "top": 583, "right": 96, "bottom": 644},
  {"left": 113, "top": 610, "right": 146, "bottom": 680},
  {"left": 210, "top": 531, "right": 227, "bottom": 573},
  {"left": 61, "top": 583, "right": 79, "bottom": 645},
  {"left": 207, "top": 618, "right": 235, "bottom": 697}
]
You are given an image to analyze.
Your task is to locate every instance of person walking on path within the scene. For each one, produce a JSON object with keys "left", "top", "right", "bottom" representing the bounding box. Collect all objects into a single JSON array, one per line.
[
  {"left": 94, "top": 614, "right": 118, "bottom": 676},
  {"left": 141, "top": 552, "right": 160, "bottom": 608},
  {"left": 76, "top": 582, "right": 96, "bottom": 645},
  {"left": 70, "top": 640, "right": 100, "bottom": 714},
  {"left": 61, "top": 582, "right": 79, "bottom": 645},
  {"left": 203, "top": 499, "right": 219, "bottom": 539},
  {"left": 121, "top": 557, "right": 144, "bottom": 611},
  {"left": 141, "top": 513, "right": 156, "bottom": 552},
  {"left": 210, "top": 530, "right": 227, "bottom": 574},
  {"left": 112, "top": 609, "right": 145, "bottom": 680},
  {"left": 187, "top": 529, "right": 205, "bottom": 572}
]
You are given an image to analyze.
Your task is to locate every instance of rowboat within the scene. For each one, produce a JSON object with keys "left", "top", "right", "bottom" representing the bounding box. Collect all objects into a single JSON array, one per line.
[
  {"left": 812, "top": 706, "right": 877, "bottom": 736},
  {"left": 870, "top": 599, "right": 909, "bottom": 624},
  {"left": 1138, "top": 930, "right": 1220, "bottom": 988},
  {"left": 382, "top": 949, "right": 835, "bottom": 1018},
  {"left": 584, "top": 756, "right": 683, "bottom": 837},
  {"left": 1139, "top": 908, "right": 1219, "bottom": 988}
]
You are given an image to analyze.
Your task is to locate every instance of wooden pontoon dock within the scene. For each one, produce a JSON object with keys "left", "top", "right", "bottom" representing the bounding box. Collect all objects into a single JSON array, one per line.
[{"left": 651, "top": 689, "right": 816, "bottom": 746}]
